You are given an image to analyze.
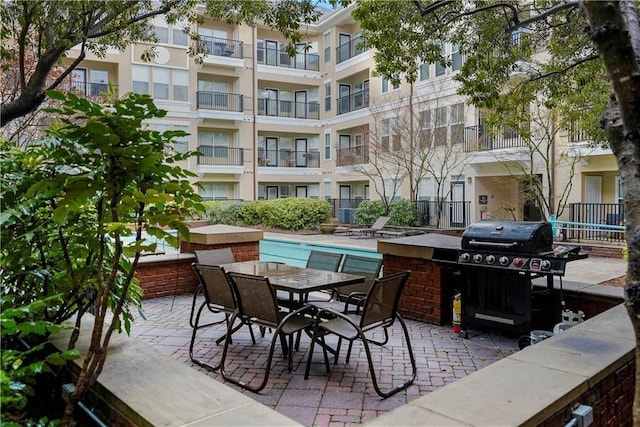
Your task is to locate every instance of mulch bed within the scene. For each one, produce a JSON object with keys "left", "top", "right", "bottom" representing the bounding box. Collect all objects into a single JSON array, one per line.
[{"left": 599, "top": 275, "right": 626, "bottom": 288}]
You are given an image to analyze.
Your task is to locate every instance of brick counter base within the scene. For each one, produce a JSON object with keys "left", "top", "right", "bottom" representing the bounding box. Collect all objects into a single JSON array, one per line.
[
  {"left": 136, "top": 258, "right": 199, "bottom": 299},
  {"left": 180, "top": 241, "right": 259, "bottom": 262}
]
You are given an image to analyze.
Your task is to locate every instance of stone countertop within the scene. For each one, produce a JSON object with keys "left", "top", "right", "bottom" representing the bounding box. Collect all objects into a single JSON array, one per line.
[{"left": 377, "top": 233, "right": 461, "bottom": 260}]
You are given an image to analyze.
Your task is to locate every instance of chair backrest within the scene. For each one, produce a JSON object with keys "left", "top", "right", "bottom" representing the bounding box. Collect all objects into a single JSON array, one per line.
[
  {"left": 226, "top": 272, "right": 281, "bottom": 327},
  {"left": 336, "top": 255, "right": 384, "bottom": 296},
  {"left": 194, "top": 247, "right": 235, "bottom": 266},
  {"left": 340, "top": 255, "right": 383, "bottom": 277},
  {"left": 370, "top": 216, "right": 390, "bottom": 230},
  {"left": 306, "top": 250, "right": 343, "bottom": 272},
  {"left": 360, "top": 270, "right": 411, "bottom": 329},
  {"left": 192, "top": 264, "right": 236, "bottom": 311}
]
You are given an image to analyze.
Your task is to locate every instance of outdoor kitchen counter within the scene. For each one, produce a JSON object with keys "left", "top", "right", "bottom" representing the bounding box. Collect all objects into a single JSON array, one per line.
[{"left": 377, "top": 233, "right": 461, "bottom": 260}]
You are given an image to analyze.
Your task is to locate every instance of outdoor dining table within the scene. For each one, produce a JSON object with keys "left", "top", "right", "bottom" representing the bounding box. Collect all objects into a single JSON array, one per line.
[{"left": 220, "top": 260, "right": 365, "bottom": 309}]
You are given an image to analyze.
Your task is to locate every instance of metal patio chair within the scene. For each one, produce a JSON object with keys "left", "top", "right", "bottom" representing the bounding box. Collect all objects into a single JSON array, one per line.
[
  {"left": 189, "top": 264, "right": 256, "bottom": 372},
  {"left": 304, "top": 270, "right": 416, "bottom": 398},
  {"left": 189, "top": 248, "right": 235, "bottom": 328},
  {"left": 221, "top": 272, "right": 316, "bottom": 393}
]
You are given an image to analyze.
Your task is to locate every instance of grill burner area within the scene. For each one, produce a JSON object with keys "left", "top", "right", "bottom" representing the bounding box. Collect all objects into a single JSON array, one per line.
[{"left": 444, "top": 221, "right": 587, "bottom": 335}]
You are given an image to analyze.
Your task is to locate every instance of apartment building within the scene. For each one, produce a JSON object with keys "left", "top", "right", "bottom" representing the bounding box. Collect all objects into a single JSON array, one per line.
[{"left": 59, "top": 5, "right": 621, "bottom": 227}]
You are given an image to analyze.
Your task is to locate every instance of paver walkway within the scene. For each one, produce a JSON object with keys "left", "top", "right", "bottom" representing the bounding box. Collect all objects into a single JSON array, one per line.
[{"left": 131, "top": 294, "right": 519, "bottom": 426}]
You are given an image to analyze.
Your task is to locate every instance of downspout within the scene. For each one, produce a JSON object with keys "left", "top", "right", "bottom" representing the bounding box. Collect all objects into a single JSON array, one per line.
[{"left": 252, "top": 25, "right": 258, "bottom": 200}]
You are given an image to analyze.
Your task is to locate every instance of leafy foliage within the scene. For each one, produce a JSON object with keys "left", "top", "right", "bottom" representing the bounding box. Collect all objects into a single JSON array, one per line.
[
  {"left": 355, "top": 199, "right": 416, "bottom": 226},
  {"left": 354, "top": 200, "right": 386, "bottom": 225}
]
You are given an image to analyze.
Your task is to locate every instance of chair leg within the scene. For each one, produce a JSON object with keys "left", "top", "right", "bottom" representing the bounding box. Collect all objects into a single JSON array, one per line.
[
  {"left": 189, "top": 303, "right": 221, "bottom": 372},
  {"left": 189, "top": 285, "right": 203, "bottom": 329},
  {"left": 304, "top": 324, "right": 330, "bottom": 379},
  {"left": 362, "top": 316, "right": 417, "bottom": 398}
]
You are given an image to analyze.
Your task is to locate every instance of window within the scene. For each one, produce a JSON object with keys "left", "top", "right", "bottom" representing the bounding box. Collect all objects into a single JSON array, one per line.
[
  {"left": 451, "top": 44, "right": 463, "bottom": 71},
  {"left": 381, "top": 76, "right": 399, "bottom": 93},
  {"left": 199, "top": 131, "right": 229, "bottom": 159},
  {"left": 434, "top": 106, "right": 447, "bottom": 146},
  {"left": 450, "top": 103, "right": 465, "bottom": 144},
  {"left": 324, "top": 181, "right": 331, "bottom": 199},
  {"left": 436, "top": 41, "right": 446, "bottom": 76},
  {"left": 155, "top": 25, "right": 169, "bottom": 44},
  {"left": 153, "top": 68, "right": 169, "bottom": 99},
  {"left": 419, "top": 110, "right": 431, "bottom": 148},
  {"left": 383, "top": 178, "right": 401, "bottom": 203},
  {"left": 132, "top": 65, "right": 149, "bottom": 94},
  {"left": 324, "top": 82, "right": 331, "bottom": 112},
  {"left": 200, "top": 183, "right": 230, "bottom": 200},
  {"left": 381, "top": 117, "right": 400, "bottom": 151},
  {"left": 173, "top": 70, "right": 188, "bottom": 101},
  {"left": 324, "top": 32, "right": 331, "bottom": 62},
  {"left": 419, "top": 62, "right": 429, "bottom": 81},
  {"left": 324, "top": 133, "right": 331, "bottom": 160},
  {"left": 132, "top": 65, "right": 189, "bottom": 101},
  {"left": 173, "top": 28, "right": 188, "bottom": 46},
  {"left": 154, "top": 123, "right": 190, "bottom": 154}
]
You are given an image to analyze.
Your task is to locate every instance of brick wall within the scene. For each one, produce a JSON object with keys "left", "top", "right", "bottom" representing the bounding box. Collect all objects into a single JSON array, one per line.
[
  {"left": 383, "top": 254, "right": 448, "bottom": 325},
  {"left": 541, "top": 358, "right": 634, "bottom": 426},
  {"left": 180, "top": 241, "right": 259, "bottom": 262},
  {"left": 136, "top": 241, "right": 259, "bottom": 299}
]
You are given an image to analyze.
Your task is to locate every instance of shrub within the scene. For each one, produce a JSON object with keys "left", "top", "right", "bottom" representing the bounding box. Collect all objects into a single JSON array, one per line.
[
  {"left": 208, "top": 201, "right": 244, "bottom": 225},
  {"left": 258, "top": 198, "right": 331, "bottom": 230},
  {"left": 239, "top": 201, "right": 262, "bottom": 225},
  {"left": 354, "top": 200, "right": 386, "bottom": 225},
  {"left": 389, "top": 200, "right": 417, "bottom": 226}
]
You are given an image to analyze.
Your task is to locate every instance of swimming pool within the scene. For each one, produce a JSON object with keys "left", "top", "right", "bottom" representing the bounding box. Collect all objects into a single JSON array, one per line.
[{"left": 259, "top": 237, "right": 382, "bottom": 268}]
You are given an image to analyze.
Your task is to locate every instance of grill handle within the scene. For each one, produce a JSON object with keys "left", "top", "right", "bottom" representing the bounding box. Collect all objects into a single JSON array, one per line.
[{"left": 467, "top": 239, "right": 518, "bottom": 249}]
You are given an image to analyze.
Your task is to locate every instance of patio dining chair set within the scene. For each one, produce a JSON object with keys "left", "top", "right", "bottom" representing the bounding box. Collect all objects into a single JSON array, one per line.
[{"left": 188, "top": 248, "right": 416, "bottom": 398}]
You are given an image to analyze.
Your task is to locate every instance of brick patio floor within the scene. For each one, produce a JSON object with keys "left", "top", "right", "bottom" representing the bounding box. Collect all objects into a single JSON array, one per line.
[{"left": 130, "top": 294, "right": 520, "bottom": 426}]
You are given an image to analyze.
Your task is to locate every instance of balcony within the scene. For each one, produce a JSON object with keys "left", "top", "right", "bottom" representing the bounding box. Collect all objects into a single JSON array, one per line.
[
  {"left": 336, "top": 36, "right": 368, "bottom": 64},
  {"left": 258, "top": 149, "right": 320, "bottom": 168},
  {"left": 336, "top": 90, "right": 369, "bottom": 115},
  {"left": 337, "top": 145, "right": 368, "bottom": 166},
  {"left": 463, "top": 125, "right": 528, "bottom": 152},
  {"left": 257, "top": 99, "right": 319, "bottom": 119},
  {"left": 257, "top": 48, "right": 319, "bottom": 71},
  {"left": 57, "top": 81, "right": 119, "bottom": 100},
  {"left": 197, "top": 146, "right": 244, "bottom": 166},
  {"left": 197, "top": 91, "right": 243, "bottom": 112},
  {"left": 198, "top": 35, "right": 243, "bottom": 59}
]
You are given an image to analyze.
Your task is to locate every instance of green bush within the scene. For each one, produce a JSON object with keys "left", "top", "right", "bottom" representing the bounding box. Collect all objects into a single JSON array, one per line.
[
  {"left": 207, "top": 201, "right": 244, "bottom": 225},
  {"left": 239, "top": 201, "right": 262, "bottom": 225},
  {"left": 258, "top": 198, "right": 331, "bottom": 230},
  {"left": 354, "top": 200, "right": 386, "bottom": 225},
  {"left": 389, "top": 200, "right": 417, "bottom": 226}
]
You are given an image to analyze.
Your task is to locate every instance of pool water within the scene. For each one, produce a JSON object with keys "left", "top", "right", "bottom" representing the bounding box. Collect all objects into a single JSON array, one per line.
[{"left": 259, "top": 238, "right": 381, "bottom": 268}]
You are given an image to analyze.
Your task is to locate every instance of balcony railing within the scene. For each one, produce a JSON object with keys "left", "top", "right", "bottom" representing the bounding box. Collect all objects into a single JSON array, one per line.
[
  {"left": 337, "top": 145, "right": 368, "bottom": 166},
  {"left": 257, "top": 48, "right": 320, "bottom": 71},
  {"left": 197, "top": 91, "right": 243, "bottom": 112},
  {"left": 336, "top": 90, "right": 369, "bottom": 115},
  {"left": 336, "top": 36, "right": 368, "bottom": 64},
  {"left": 57, "top": 81, "right": 118, "bottom": 99},
  {"left": 197, "top": 146, "right": 244, "bottom": 166},
  {"left": 463, "top": 125, "right": 528, "bottom": 152},
  {"left": 257, "top": 149, "right": 320, "bottom": 168},
  {"left": 257, "top": 99, "right": 319, "bottom": 119},
  {"left": 198, "top": 35, "right": 243, "bottom": 59}
]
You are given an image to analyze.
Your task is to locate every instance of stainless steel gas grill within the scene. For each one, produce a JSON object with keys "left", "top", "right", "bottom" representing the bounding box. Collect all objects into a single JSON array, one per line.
[{"left": 452, "top": 221, "right": 586, "bottom": 336}]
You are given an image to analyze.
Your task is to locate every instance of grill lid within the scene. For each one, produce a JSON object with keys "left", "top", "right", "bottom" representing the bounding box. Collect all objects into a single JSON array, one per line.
[{"left": 461, "top": 221, "right": 553, "bottom": 254}]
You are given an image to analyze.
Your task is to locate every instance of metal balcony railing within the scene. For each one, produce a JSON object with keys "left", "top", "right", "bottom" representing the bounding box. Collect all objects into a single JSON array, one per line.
[
  {"left": 257, "top": 47, "right": 320, "bottom": 71},
  {"left": 336, "top": 90, "right": 369, "bottom": 115},
  {"left": 336, "top": 36, "right": 368, "bottom": 64},
  {"left": 197, "top": 91, "right": 243, "bottom": 112},
  {"left": 337, "top": 145, "right": 368, "bottom": 166},
  {"left": 197, "top": 146, "right": 244, "bottom": 166},
  {"left": 463, "top": 125, "right": 529, "bottom": 152},
  {"left": 257, "top": 99, "right": 319, "bottom": 119},
  {"left": 57, "top": 81, "right": 118, "bottom": 99},
  {"left": 257, "top": 149, "right": 320, "bottom": 168},
  {"left": 198, "top": 35, "right": 243, "bottom": 59}
]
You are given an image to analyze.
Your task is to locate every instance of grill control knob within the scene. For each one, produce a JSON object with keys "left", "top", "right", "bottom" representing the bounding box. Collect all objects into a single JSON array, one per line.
[
  {"left": 541, "top": 260, "right": 552, "bottom": 270},
  {"left": 460, "top": 253, "right": 471, "bottom": 262},
  {"left": 486, "top": 255, "right": 496, "bottom": 265},
  {"left": 499, "top": 256, "right": 510, "bottom": 266},
  {"left": 513, "top": 257, "right": 525, "bottom": 268},
  {"left": 473, "top": 254, "right": 484, "bottom": 263}
]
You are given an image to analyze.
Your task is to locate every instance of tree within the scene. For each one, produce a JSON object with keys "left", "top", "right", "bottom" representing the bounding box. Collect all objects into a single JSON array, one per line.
[
  {"left": 0, "top": 0, "right": 323, "bottom": 129},
  {"left": 348, "top": 0, "right": 639, "bottom": 420},
  {"left": 1, "top": 91, "right": 205, "bottom": 424}
]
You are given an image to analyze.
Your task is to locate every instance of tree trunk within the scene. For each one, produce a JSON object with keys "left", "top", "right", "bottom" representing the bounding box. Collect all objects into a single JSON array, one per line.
[{"left": 580, "top": 1, "right": 640, "bottom": 423}]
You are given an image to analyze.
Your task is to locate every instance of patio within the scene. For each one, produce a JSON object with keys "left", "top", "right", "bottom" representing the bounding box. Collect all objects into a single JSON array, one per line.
[{"left": 130, "top": 293, "right": 520, "bottom": 426}]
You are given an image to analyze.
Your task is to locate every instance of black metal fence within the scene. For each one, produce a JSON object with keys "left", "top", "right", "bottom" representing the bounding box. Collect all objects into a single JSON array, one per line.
[
  {"left": 199, "top": 36, "right": 243, "bottom": 59},
  {"left": 336, "top": 36, "right": 368, "bottom": 64},
  {"left": 563, "top": 202, "right": 626, "bottom": 243},
  {"left": 197, "top": 146, "right": 244, "bottom": 166},
  {"left": 257, "top": 99, "right": 320, "bottom": 119},
  {"left": 197, "top": 91, "right": 243, "bottom": 112},
  {"left": 326, "top": 199, "right": 470, "bottom": 228}
]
